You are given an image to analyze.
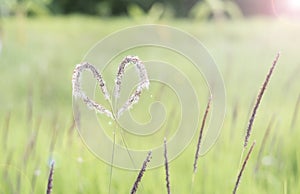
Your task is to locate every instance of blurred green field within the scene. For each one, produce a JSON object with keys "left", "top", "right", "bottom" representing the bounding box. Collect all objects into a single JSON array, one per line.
[{"left": 0, "top": 16, "right": 299, "bottom": 193}]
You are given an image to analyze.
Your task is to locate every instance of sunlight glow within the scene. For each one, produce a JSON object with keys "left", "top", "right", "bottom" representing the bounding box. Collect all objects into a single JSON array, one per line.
[{"left": 288, "top": 0, "right": 300, "bottom": 10}]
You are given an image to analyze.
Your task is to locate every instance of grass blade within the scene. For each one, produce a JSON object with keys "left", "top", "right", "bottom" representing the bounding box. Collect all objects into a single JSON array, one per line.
[
  {"left": 233, "top": 141, "right": 256, "bottom": 194},
  {"left": 244, "top": 53, "right": 280, "bottom": 148},
  {"left": 164, "top": 138, "right": 171, "bottom": 194},
  {"left": 130, "top": 151, "right": 152, "bottom": 194},
  {"left": 46, "top": 160, "right": 55, "bottom": 194},
  {"left": 254, "top": 115, "right": 275, "bottom": 173},
  {"left": 193, "top": 97, "right": 211, "bottom": 173}
]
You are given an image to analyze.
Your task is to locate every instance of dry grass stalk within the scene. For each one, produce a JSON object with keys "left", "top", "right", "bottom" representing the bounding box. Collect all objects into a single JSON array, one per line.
[
  {"left": 67, "top": 116, "right": 76, "bottom": 146},
  {"left": 254, "top": 116, "right": 275, "bottom": 173},
  {"left": 16, "top": 170, "right": 21, "bottom": 193},
  {"left": 27, "top": 85, "right": 33, "bottom": 126},
  {"left": 23, "top": 117, "right": 41, "bottom": 167},
  {"left": 164, "top": 138, "right": 171, "bottom": 194},
  {"left": 232, "top": 100, "right": 239, "bottom": 128},
  {"left": 67, "top": 116, "right": 76, "bottom": 135},
  {"left": 233, "top": 141, "right": 256, "bottom": 194},
  {"left": 46, "top": 160, "right": 55, "bottom": 194},
  {"left": 290, "top": 93, "right": 300, "bottom": 130},
  {"left": 2, "top": 155, "right": 13, "bottom": 191},
  {"left": 23, "top": 132, "right": 37, "bottom": 167},
  {"left": 115, "top": 56, "right": 149, "bottom": 118},
  {"left": 268, "top": 125, "right": 278, "bottom": 154},
  {"left": 244, "top": 53, "right": 280, "bottom": 148},
  {"left": 193, "top": 97, "right": 212, "bottom": 173},
  {"left": 2, "top": 112, "right": 11, "bottom": 149},
  {"left": 31, "top": 159, "right": 41, "bottom": 191},
  {"left": 130, "top": 151, "right": 152, "bottom": 194},
  {"left": 49, "top": 116, "right": 59, "bottom": 154}
]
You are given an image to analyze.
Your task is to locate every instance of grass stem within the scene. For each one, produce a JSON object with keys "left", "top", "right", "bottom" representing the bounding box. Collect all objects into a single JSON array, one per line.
[
  {"left": 233, "top": 141, "right": 256, "bottom": 194},
  {"left": 244, "top": 53, "right": 280, "bottom": 148}
]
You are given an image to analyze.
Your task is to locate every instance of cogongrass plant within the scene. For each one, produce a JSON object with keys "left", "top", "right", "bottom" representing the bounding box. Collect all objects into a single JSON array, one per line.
[
  {"left": 193, "top": 97, "right": 212, "bottom": 174},
  {"left": 51, "top": 53, "right": 281, "bottom": 193},
  {"left": 254, "top": 115, "right": 275, "bottom": 173},
  {"left": 2, "top": 112, "right": 11, "bottom": 150},
  {"left": 290, "top": 93, "right": 300, "bottom": 130},
  {"left": 235, "top": 53, "right": 280, "bottom": 192},
  {"left": 244, "top": 53, "right": 280, "bottom": 148},
  {"left": 72, "top": 55, "right": 149, "bottom": 119},
  {"left": 114, "top": 56, "right": 149, "bottom": 117},
  {"left": 164, "top": 138, "right": 171, "bottom": 194},
  {"left": 233, "top": 141, "right": 256, "bottom": 194},
  {"left": 46, "top": 160, "right": 55, "bottom": 194},
  {"left": 130, "top": 151, "right": 152, "bottom": 194}
]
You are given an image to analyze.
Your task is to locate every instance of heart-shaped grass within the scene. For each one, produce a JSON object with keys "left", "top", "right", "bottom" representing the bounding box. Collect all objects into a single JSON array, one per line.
[{"left": 72, "top": 55, "right": 149, "bottom": 120}]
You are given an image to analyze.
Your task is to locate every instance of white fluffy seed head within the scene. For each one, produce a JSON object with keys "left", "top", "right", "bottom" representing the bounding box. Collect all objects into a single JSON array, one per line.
[
  {"left": 72, "top": 62, "right": 113, "bottom": 119},
  {"left": 72, "top": 55, "right": 149, "bottom": 119},
  {"left": 114, "top": 56, "right": 150, "bottom": 117}
]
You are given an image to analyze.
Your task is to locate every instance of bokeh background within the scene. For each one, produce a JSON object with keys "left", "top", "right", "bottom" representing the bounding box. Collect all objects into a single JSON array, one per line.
[{"left": 0, "top": 0, "right": 299, "bottom": 193}]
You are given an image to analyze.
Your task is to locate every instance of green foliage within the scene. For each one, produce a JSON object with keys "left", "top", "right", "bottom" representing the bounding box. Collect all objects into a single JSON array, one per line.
[
  {"left": 127, "top": 2, "right": 174, "bottom": 21},
  {"left": 189, "top": 0, "right": 243, "bottom": 21},
  {"left": 0, "top": 0, "right": 276, "bottom": 18},
  {"left": 48, "top": 0, "right": 106, "bottom": 15},
  {"left": 0, "top": 0, "right": 51, "bottom": 16}
]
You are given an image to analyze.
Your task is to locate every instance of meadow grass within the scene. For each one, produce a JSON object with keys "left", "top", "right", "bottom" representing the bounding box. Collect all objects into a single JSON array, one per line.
[{"left": 0, "top": 15, "right": 299, "bottom": 193}]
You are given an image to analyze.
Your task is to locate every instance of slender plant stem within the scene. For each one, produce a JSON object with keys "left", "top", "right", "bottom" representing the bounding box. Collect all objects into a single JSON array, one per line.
[
  {"left": 130, "top": 151, "right": 152, "bottom": 194},
  {"left": 290, "top": 93, "right": 300, "bottom": 130},
  {"left": 193, "top": 97, "right": 212, "bottom": 173},
  {"left": 233, "top": 141, "right": 256, "bottom": 194},
  {"left": 254, "top": 116, "right": 275, "bottom": 173},
  {"left": 190, "top": 97, "right": 211, "bottom": 194},
  {"left": 108, "top": 131, "right": 116, "bottom": 194},
  {"left": 46, "top": 160, "right": 55, "bottom": 194},
  {"left": 164, "top": 138, "right": 171, "bottom": 194},
  {"left": 244, "top": 53, "right": 280, "bottom": 148}
]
